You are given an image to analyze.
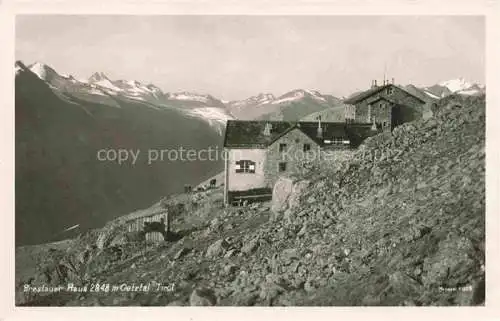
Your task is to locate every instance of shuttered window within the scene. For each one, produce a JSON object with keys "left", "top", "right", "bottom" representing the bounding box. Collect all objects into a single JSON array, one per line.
[{"left": 235, "top": 160, "right": 256, "bottom": 173}]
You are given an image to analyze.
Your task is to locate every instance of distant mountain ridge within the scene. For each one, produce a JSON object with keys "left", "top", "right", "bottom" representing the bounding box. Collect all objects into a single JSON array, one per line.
[
  {"left": 227, "top": 79, "right": 485, "bottom": 121},
  {"left": 18, "top": 61, "right": 484, "bottom": 124},
  {"left": 410, "top": 78, "right": 485, "bottom": 100},
  {"left": 20, "top": 61, "right": 233, "bottom": 134},
  {"left": 227, "top": 89, "right": 344, "bottom": 121}
]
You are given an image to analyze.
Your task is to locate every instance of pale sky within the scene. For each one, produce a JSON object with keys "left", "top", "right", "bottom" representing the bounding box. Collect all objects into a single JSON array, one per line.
[{"left": 16, "top": 15, "right": 485, "bottom": 100}]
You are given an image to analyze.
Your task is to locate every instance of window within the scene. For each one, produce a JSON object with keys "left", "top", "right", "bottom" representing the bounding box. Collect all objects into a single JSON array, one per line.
[
  {"left": 379, "top": 102, "right": 386, "bottom": 108},
  {"left": 386, "top": 87, "right": 394, "bottom": 95},
  {"left": 263, "top": 123, "right": 272, "bottom": 136},
  {"left": 279, "top": 143, "right": 287, "bottom": 152},
  {"left": 303, "top": 143, "right": 311, "bottom": 152},
  {"left": 332, "top": 137, "right": 344, "bottom": 144},
  {"left": 278, "top": 162, "right": 287, "bottom": 172},
  {"left": 235, "top": 160, "right": 256, "bottom": 173}
]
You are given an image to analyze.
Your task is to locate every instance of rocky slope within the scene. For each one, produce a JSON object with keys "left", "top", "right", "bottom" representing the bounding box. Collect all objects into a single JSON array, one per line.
[{"left": 16, "top": 94, "right": 485, "bottom": 306}]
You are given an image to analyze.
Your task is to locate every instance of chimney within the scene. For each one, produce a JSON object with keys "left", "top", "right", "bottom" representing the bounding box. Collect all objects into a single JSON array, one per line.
[
  {"left": 263, "top": 123, "right": 272, "bottom": 136},
  {"left": 316, "top": 116, "right": 323, "bottom": 138},
  {"left": 391, "top": 77, "right": 395, "bottom": 85}
]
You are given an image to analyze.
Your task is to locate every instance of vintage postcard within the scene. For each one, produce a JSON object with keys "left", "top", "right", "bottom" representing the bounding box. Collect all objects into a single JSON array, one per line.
[{"left": 1, "top": 0, "right": 499, "bottom": 320}]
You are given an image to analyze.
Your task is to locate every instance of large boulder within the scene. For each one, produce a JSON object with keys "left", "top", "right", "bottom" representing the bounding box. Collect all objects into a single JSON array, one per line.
[
  {"left": 271, "top": 177, "right": 311, "bottom": 219},
  {"left": 205, "top": 239, "right": 230, "bottom": 258},
  {"left": 271, "top": 177, "right": 294, "bottom": 214},
  {"left": 96, "top": 223, "right": 126, "bottom": 250},
  {"left": 288, "top": 180, "right": 310, "bottom": 210},
  {"left": 189, "top": 288, "right": 217, "bottom": 306},
  {"left": 241, "top": 236, "right": 260, "bottom": 254}
]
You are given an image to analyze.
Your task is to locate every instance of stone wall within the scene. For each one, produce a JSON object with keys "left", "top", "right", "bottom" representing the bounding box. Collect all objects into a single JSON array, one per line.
[{"left": 264, "top": 128, "right": 320, "bottom": 187}]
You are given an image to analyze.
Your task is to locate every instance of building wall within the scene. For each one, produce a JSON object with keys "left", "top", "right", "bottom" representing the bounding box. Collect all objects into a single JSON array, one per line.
[
  {"left": 345, "top": 104, "right": 356, "bottom": 122},
  {"left": 370, "top": 100, "right": 392, "bottom": 129},
  {"left": 264, "top": 128, "right": 320, "bottom": 187},
  {"left": 225, "top": 126, "right": 361, "bottom": 204},
  {"left": 227, "top": 148, "right": 267, "bottom": 191},
  {"left": 354, "top": 85, "right": 425, "bottom": 128}
]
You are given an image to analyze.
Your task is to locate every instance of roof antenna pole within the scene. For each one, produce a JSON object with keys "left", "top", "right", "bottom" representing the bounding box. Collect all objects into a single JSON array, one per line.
[{"left": 383, "top": 62, "right": 387, "bottom": 85}]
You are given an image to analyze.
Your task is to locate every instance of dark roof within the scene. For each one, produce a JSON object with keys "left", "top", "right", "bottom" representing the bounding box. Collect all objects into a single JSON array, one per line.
[
  {"left": 223, "top": 121, "right": 296, "bottom": 148},
  {"left": 344, "top": 84, "right": 426, "bottom": 105},
  {"left": 344, "top": 85, "right": 389, "bottom": 104},
  {"left": 223, "top": 120, "right": 376, "bottom": 148},
  {"left": 120, "top": 207, "right": 166, "bottom": 222}
]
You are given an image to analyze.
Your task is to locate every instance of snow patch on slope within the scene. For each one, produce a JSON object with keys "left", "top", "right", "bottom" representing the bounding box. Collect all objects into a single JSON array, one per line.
[
  {"left": 272, "top": 95, "right": 301, "bottom": 105},
  {"left": 458, "top": 89, "right": 482, "bottom": 96},
  {"left": 29, "top": 62, "right": 48, "bottom": 80},
  {"left": 88, "top": 88, "right": 109, "bottom": 96},
  {"left": 94, "top": 79, "right": 123, "bottom": 92},
  {"left": 304, "top": 89, "right": 327, "bottom": 102},
  {"left": 424, "top": 90, "right": 440, "bottom": 99},
  {"left": 169, "top": 92, "right": 210, "bottom": 103},
  {"left": 186, "top": 107, "right": 234, "bottom": 134},
  {"left": 187, "top": 107, "right": 233, "bottom": 123}
]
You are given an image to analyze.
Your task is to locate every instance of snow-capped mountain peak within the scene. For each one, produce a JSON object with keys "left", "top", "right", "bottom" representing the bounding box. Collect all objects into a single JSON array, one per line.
[
  {"left": 226, "top": 93, "right": 275, "bottom": 110},
  {"left": 438, "top": 78, "right": 475, "bottom": 93},
  {"left": 408, "top": 78, "right": 485, "bottom": 101},
  {"left": 28, "top": 62, "right": 58, "bottom": 81},
  {"left": 87, "top": 73, "right": 123, "bottom": 92},
  {"left": 272, "top": 89, "right": 327, "bottom": 105},
  {"left": 88, "top": 72, "right": 111, "bottom": 83},
  {"left": 15, "top": 61, "right": 28, "bottom": 75},
  {"left": 245, "top": 93, "right": 275, "bottom": 105},
  {"left": 16, "top": 60, "right": 233, "bottom": 134}
]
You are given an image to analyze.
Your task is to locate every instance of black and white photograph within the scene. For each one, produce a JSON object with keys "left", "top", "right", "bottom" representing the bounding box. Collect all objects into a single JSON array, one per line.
[{"left": 12, "top": 14, "right": 487, "bottom": 308}]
